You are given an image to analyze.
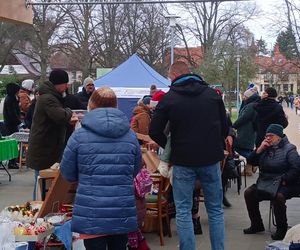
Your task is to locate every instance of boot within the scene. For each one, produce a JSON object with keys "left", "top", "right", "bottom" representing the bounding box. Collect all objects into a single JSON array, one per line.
[
  {"left": 243, "top": 224, "right": 265, "bottom": 234},
  {"left": 193, "top": 217, "right": 203, "bottom": 235},
  {"left": 223, "top": 195, "right": 231, "bottom": 208},
  {"left": 271, "top": 227, "right": 287, "bottom": 240},
  {"left": 241, "top": 164, "right": 253, "bottom": 176}
]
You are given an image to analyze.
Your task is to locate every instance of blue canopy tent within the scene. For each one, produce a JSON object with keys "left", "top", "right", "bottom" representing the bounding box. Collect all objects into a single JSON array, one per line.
[{"left": 94, "top": 54, "right": 170, "bottom": 119}]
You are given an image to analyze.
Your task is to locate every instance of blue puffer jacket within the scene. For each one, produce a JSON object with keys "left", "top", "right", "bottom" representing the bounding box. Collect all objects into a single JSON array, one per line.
[{"left": 60, "top": 108, "right": 142, "bottom": 235}]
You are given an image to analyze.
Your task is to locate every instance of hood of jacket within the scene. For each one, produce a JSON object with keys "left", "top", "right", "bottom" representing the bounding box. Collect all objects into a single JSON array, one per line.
[
  {"left": 255, "top": 98, "right": 282, "bottom": 121},
  {"left": 6, "top": 83, "right": 20, "bottom": 97},
  {"left": 245, "top": 93, "right": 260, "bottom": 105},
  {"left": 38, "top": 81, "right": 64, "bottom": 102},
  {"left": 133, "top": 104, "right": 150, "bottom": 115},
  {"left": 81, "top": 108, "right": 130, "bottom": 138},
  {"left": 170, "top": 74, "right": 208, "bottom": 96}
]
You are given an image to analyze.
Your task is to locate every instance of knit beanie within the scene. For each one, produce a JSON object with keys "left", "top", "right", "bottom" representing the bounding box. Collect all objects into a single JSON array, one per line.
[
  {"left": 266, "top": 124, "right": 284, "bottom": 137},
  {"left": 83, "top": 77, "right": 94, "bottom": 88},
  {"left": 152, "top": 90, "right": 166, "bottom": 102},
  {"left": 49, "top": 69, "right": 69, "bottom": 85},
  {"left": 244, "top": 89, "right": 256, "bottom": 98},
  {"left": 265, "top": 87, "right": 277, "bottom": 98},
  {"left": 21, "top": 79, "right": 35, "bottom": 92}
]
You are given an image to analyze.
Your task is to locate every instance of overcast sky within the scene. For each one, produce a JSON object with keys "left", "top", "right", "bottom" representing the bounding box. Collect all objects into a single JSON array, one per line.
[{"left": 246, "top": 0, "right": 285, "bottom": 49}]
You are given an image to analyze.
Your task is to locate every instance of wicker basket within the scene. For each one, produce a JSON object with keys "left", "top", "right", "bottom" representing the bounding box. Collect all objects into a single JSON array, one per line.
[{"left": 142, "top": 216, "right": 158, "bottom": 233}]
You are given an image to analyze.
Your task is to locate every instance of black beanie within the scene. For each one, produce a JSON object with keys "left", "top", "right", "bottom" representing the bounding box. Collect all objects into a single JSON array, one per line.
[
  {"left": 49, "top": 69, "right": 69, "bottom": 85},
  {"left": 265, "top": 87, "right": 277, "bottom": 98},
  {"left": 266, "top": 124, "right": 284, "bottom": 137}
]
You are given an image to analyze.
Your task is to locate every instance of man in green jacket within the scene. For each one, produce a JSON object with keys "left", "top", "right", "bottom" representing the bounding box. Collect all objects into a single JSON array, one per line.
[{"left": 26, "top": 69, "right": 73, "bottom": 199}]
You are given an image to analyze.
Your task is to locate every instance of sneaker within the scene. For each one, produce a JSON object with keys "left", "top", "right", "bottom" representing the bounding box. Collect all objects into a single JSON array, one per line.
[
  {"left": 243, "top": 225, "right": 265, "bottom": 234},
  {"left": 193, "top": 218, "right": 203, "bottom": 235},
  {"left": 271, "top": 228, "right": 287, "bottom": 240}
]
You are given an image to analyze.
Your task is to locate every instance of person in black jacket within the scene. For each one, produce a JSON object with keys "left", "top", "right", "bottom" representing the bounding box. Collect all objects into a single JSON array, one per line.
[
  {"left": 149, "top": 61, "right": 227, "bottom": 250},
  {"left": 254, "top": 87, "right": 288, "bottom": 147},
  {"left": 3, "top": 83, "right": 21, "bottom": 169},
  {"left": 243, "top": 124, "right": 300, "bottom": 240},
  {"left": 75, "top": 77, "right": 95, "bottom": 109}
]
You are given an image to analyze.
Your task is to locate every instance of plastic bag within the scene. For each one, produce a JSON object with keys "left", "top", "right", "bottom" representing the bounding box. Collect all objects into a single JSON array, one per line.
[{"left": 0, "top": 217, "right": 17, "bottom": 250}]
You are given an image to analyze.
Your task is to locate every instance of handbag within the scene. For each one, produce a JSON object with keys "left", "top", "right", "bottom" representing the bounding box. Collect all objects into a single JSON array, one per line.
[
  {"left": 256, "top": 173, "right": 282, "bottom": 197},
  {"left": 223, "top": 157, "right": 239, "bottom": 179}
]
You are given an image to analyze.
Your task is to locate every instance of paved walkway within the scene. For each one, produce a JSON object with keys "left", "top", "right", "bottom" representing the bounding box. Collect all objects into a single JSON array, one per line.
[{"left": 0, "top": 107, "right": 299, "bottom": 249}]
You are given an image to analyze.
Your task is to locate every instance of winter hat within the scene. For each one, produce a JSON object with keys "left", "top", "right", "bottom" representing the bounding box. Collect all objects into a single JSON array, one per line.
[
  {"left": 83, "top": 77, "right": 94, "bottom": 88},
  {"left": 152, "top": 90, "right": 166, "bottom": 102},
  {"left": 21, "top": 79, "right": 35, "bottom": 92},
  {"left": 49, "top": 69, "right": 69, "bottom": 85},
  {"left": 142, "top": 96, "right": 151, "bottom": 105},
  {"left": 266, "top": 124, "right": 284, "bottom": 137},
  {"left": 244, "top": 89, "right": 256, "bottom": 98},
  {"left": 265, "top": 87, "right": 277, "bottom": 98}
]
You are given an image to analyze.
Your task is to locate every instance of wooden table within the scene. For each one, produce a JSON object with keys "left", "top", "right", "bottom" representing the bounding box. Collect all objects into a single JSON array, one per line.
[{"left": 0, "top": 138, "right": 18, "bottom": 181}]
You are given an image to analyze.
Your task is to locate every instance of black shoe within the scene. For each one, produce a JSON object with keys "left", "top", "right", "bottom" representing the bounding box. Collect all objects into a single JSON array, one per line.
[
  {"left": 243, "top": 225, "right": 265, "bottom": 234},
  {"left": 193, "top": 218, "right": 203, "bottom": 235},
  {"left": 223, "top": 196, "right": 231, "bottom": 207},
  {"left": 271, "top": 228, "right": 287, "bottom": 240}
]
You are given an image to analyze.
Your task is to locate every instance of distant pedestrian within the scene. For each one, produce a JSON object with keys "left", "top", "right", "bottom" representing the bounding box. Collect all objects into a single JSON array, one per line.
[
  {"left": 284, "top": 96, "right": 289, "bottom": 108},
  {"left": 289, "top": 95, "right": 294, "bottom": 109},
  {"left": 76, "top": 77, "right": 95, "bottom": 109},
  {"left": 293, "top": 96, "right": 300, "bottom": 115}
]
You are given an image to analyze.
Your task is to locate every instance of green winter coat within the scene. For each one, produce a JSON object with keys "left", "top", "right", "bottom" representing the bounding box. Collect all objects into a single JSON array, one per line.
[
  {"left": 233, "top": 94, "right": 259, "bottom": 150},
  {"left": 26, "top": 81, "right": 72, "bottom": 170}
]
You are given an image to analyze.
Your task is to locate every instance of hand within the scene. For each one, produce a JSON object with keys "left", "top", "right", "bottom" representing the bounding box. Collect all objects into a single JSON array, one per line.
[
  {"left": 256, "top": 139, "right": 271, "bottom": 154},
  {"left": 146, "top": 140, "right": 159, "bottom": 151},
  {"left": 69, "top": 114, "right": 79, "bottom": 125}
]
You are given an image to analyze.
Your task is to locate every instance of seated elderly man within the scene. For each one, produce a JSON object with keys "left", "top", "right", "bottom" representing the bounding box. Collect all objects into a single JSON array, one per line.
[{"left": 243, "top": 124, "right": 300, "bottom": 240}]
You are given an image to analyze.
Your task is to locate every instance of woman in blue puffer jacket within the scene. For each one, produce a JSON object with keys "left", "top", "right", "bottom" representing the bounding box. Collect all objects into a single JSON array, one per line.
[{"left": 60, "top": 87, "right": 142, "bottom": 250}]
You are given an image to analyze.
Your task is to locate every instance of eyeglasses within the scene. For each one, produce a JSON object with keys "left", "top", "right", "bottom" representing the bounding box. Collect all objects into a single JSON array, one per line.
[
  {"left": 265, "top": 134, "right": 275, "bottom": 139},
  {"left": 86, "top": 84, "right": 94, "bottom": 87}
]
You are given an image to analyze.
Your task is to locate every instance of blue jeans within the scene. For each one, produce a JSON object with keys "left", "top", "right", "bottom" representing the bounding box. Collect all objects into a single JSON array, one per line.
[
  {"left": 33, "top": 170, "right": 39, "bottom": 200},
  {"left": 173, "top": 163, "right": 224, "bottom": 250}
]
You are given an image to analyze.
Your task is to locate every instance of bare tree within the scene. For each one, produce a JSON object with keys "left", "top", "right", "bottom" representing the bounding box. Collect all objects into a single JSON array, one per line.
[
  {"left": 179, "top": 1, "right": 257, "bottom": 55},
  {"left": 0, "top": 22, "right": 30, "bottom": 72},
  {"left": 15, "top": 0, "right": 68, "bottom": 83},
  {"left": 60, "top": 1, "right": 100, "bottom": 79}
]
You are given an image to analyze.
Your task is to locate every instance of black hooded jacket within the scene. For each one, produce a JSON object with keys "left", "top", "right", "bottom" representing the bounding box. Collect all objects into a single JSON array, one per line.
[
  {"left": 149, "top": 74, "right": 228, "bottom": 166},
  {"left": 254, "top": 98, "right": 288, "bottom": 147},
  {"left": 75, "top": 87, "right": 92, "bottom": 109},
  {"left": 3, "top": 83, "right": 21, "bottom": 135}
]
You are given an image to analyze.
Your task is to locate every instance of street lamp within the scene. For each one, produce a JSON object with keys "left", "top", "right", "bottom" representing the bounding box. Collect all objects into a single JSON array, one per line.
[
  {"left": 165, "top": 15, "right": 180, "bottom": 65},
  {"left": 236, "top": 54, "right": 241, "bottom": 112}
]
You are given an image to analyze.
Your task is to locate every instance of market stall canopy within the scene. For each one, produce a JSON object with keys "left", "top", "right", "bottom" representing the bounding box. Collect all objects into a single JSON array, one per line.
[
  {"left": 94, "top": 54, "right": 170, "bottom": 98},
  {"left": 0, "top": 1, "right": 33, "bottom": 25}
]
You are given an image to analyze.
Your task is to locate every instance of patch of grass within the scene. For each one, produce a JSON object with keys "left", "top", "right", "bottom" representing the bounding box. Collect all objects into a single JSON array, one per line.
[{"left": 230, "top": 111, "right": 238, "bottom": 123}]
